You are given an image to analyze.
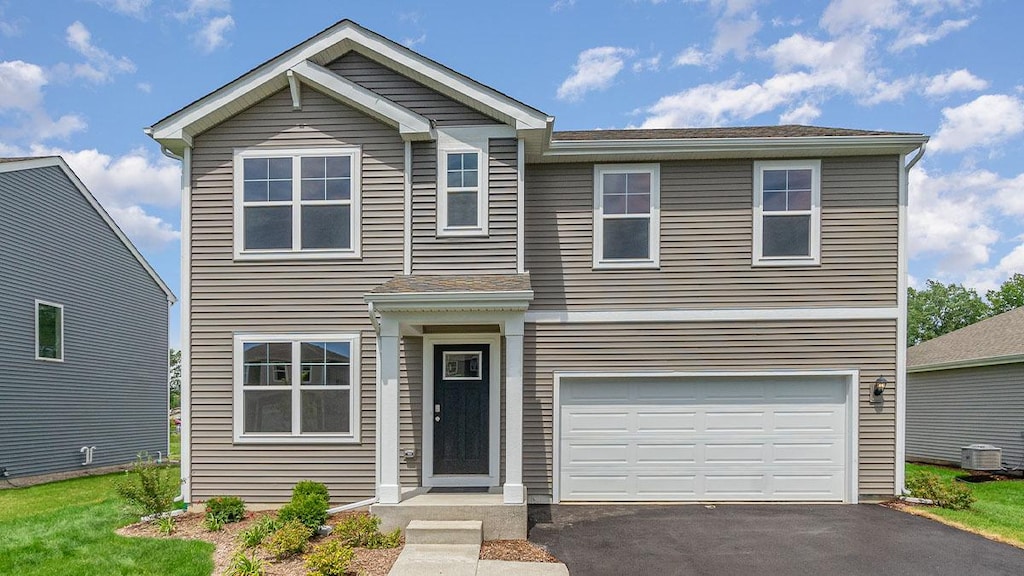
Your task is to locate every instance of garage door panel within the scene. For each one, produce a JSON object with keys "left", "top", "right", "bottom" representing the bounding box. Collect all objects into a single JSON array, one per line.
[{"left": 559, "top": 375, "right": 849, "bottom": 502}]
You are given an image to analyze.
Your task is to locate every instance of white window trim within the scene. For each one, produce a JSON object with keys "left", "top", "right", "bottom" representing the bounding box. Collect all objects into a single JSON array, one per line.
[
  {"left": 752, "top": 159, "right": 821, "bottom": 267},
  {"left": 593, "top": 163, "right": 661, "bottom": 269},
  {"left": 437, "top": 129, "right": 490, "bottom": 237},
  {"left": 233, "top": 147, "right": 362, "bottom": 261},
  {"left": 232, "top": 333, "right": 361, "bottom": 444},
  {"left": 34, "top": 299, "right": 64, "bottom": 362}
]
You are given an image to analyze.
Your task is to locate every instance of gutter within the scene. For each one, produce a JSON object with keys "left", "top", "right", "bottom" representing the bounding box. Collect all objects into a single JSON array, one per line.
[{"left": 907, "top": 353, "right": 1024, "bottom": 374}]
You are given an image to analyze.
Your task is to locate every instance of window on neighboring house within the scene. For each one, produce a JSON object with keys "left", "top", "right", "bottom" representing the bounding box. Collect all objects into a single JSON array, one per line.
[
  {"left": 593, "top": 164, "right": 660, "bottom": 268},
  {"left": 235, "top": 335, "right": 359, "bottom": 442},
  {"left": 753, "top": 160, "right": 821, "bottom": 266},
  {"left": 437, "top": 130, "right": 489, "bottom": 236},
  {"left": 36, "top": 301, "right": 63, "bottom": 361},
  {"left": 235, "top": 148, "right": 360, "bottom": 259}
]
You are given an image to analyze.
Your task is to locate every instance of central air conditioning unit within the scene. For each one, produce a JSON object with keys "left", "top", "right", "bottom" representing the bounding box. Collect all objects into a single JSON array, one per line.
[{"left": 961, "top": 444, "right": 1003, "bottom": 471}]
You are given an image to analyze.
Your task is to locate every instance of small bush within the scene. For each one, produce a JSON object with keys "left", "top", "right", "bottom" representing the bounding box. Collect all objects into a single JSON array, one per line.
[
  {"left": 238, "top": 515, "right": 282, "bottom": 548},
  {"left": 114, "top": 452, "right": 179, "bottom": 517},
  {"left": 292, "top": 480, "right": 330, "bottom": 502},
  {"left": 205, "top": 495, "right": 246, "bottom": 524},
  {"left": 278, "top": 493, "right": 329, "bottom": 531},
  {"left": 204, "top": 515, "right": 224, "bottom": 532},
  {"left": 305, "top": 540, "right": 355, "bottom": 576},
  {"left": 907, "top": 471, "right": 976, "bottom": 510},
  {"left": 226, "top": 550, "right": 265, "bottom": 576},
  {"left": 334, "top": 513, "right": 401, "bottom": 549},
  {"left": 264, "top": 520, "right": 313, "bottom": 559},
  {"left": 157, "top": 515, "right": 175, "bottom": 535}
]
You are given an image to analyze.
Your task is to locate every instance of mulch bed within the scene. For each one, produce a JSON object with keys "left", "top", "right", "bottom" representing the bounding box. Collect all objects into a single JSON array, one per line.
[{"left": 480, "top": 539, "right": 560, "bottom": 563}]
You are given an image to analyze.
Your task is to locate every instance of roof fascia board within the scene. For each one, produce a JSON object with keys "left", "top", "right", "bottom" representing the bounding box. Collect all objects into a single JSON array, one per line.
[
  {"left": 289, "top": 60, "right": 433, "bottom": 140},
  {"left": 149, "top": 22, "right": 548, "bottom": 143},
  {"left": 907, "top": 353, "right": 1024, "bottom": 373},
  {"left": 1, "top": 157, "right": 176, "bottom": 303}
]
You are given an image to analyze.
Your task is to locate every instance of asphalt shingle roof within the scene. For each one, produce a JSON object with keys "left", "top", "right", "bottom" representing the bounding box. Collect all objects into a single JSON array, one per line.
[
  {"left": 370, "top": 274, "right": 532, "bottom": 294},
  {"left": 552, "top": 125, "right": 921, "bottom": 141},
  {"left": 907, "top": 307, "right": 1024, "bottom": 369}
]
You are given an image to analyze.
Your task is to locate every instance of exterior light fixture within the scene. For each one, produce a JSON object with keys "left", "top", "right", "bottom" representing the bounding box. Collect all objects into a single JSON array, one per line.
[{"left": 871, "top": 376, "right": 888, "bottom": 403}]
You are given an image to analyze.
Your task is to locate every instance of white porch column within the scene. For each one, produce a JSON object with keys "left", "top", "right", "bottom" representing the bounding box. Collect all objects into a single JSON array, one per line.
[
  {"left": 378, "top": 316, "right": 402, "bottom": 504},
  {"left": 503, "top": 316, "right": 526, "bottom": 504}
]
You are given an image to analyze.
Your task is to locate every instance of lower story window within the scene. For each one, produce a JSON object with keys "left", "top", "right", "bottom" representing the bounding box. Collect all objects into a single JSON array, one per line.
[{"left": 234, "top": 334, "right": 359, "bottom": 442}]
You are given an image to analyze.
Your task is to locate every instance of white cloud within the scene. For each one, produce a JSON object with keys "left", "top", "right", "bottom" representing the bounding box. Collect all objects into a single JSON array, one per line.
[
  {"left": 924, "top": 69, "right": 988, "bottom": 97},
  {"left": 0, "top": 60, "right": 47, "bottom": 110},
  {"left": 65, "top": 21, "right": 136, "bottom": 84},
  {"left": 930, "top": 94, "right": 1024, "bottom": 152},
  {"left": 779, "top": 102, "right": 821, "bottom": 124},
  {"left": 891, "top": 18, "right": 972, "bottom": 51},
  {"left": 0, "top": 8, "right": 20, "bottom": 37},
  {"left": 673, "top": 46, "right": 711, "bottom": 67},
  {"left": 964, "top": 243, "right": 1024, "bottom": 292},
  {"left": 107, "top": 205, "right": 181, "bottom": 249},
  {"left": 91, "top": 0, "right": 151, "bottom": 18},
  {"left": 551, "top": 0, "right": 576, "bottom": 11},
  {"left": 176, "top": 0, "right": 230, "bottom": 20},
  {"left": 195, "top": 14, "right": 234, "bottom": 53},
  {"left": 136, "top": 82, "right": 152, "bottom": 93},
  {"left": 820, "top": 0, "right": 904, "bottom": 34},
  {"left": 556, "top": 47, "right": 636, "bottom": 102},
  {"left": 0, "top": 60, "right": 87, "bottom": 141},
  {"left": 632, "top": 54, "right": 662, "bottom": 73},
  {"left": 712, "top": 13, "right": 761, "bottom": 59},
  {"left": 403, "top": 34, "right": 427, "bottom": 48}
]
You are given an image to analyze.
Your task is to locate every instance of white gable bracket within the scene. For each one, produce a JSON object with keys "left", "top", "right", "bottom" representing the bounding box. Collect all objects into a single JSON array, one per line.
[
  {"left": 286, "top": 70, "right": 302, "bottom": 110},
  {"left": 289, "top": 60, "right": 433, "bottom": 140}
]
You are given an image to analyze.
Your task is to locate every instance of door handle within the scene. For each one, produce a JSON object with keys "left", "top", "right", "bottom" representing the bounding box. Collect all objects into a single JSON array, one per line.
[{"left": 435, "top": 404, "right": 441, "bottom": 422}]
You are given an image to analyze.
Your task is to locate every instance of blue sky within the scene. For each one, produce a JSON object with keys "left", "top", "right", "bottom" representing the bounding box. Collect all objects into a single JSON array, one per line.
[{"left": 1, "top": 0, "right": 1022, "bottom": 347}]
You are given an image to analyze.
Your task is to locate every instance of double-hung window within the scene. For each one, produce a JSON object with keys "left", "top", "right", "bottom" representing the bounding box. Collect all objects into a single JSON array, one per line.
[
  {"left": 234, "top": 334, "right": 359, "bottom": 443},
  {"left": 437, "top": 129, "right": 489, "bottom": 236},
  {"left": 753, "top": 160, "right": 821, "bottom": 266},
  {"left": 35, "top": 300, "right": 63, "bottom": 361},
  {"left": 234, "top": 147, "right": 361, "bottom": 259},
  {"left": 593, "top": 164, "right": 660, "bottom": 268}
]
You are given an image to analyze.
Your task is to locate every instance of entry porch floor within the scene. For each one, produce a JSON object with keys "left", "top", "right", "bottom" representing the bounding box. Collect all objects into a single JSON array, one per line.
[{"left": 371, "top": 492, "right": 528, "bottom": 540}]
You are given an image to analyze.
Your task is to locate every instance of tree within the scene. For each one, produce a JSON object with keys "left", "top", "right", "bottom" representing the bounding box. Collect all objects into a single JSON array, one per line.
[
  {"left": 986, "top": 273, "right": 1024, "bottom": 315},
  {"left": 169, "top": 349, "right": 181, "bottom": 409},
  {"left": 907, "top": 280, "right": 989, "bottom": 346}
]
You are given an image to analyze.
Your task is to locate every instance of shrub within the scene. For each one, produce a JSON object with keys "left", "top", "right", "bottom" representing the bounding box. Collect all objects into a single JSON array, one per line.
[
  {"left": 113, "top": 452, "right": 179, "bottom": 517},
  {"left": 278, "top": 493, "right": 329, "bottom": 531},
  {"left": 292, "top": 480, "right": 330, "bottom": 502},
  {"left": 334, "top": 513, "right": 401, "bottom": 549},
  {"left": 238, "top": 515, "right": 282, "bottom": 548},
  {"left": 204, "top": 515, "right": 224, "bottom": 532},
  {"left": 305, "top": 540, "right": 355, "bottom": 576},
  {"left": 226, "top": 551, "right": 265, "bottom": 576},
  {"left": 205, "top": 496, "right": 246, "bottom": 524},
  {"left": 907, "top": 471, "right": 976, "bottom": 510},
  {"left": 264, "top": 520, "right": 313, "bottom": 559},
  {"left": 157, "top": 516, "right": 175, "bottom": 535}
]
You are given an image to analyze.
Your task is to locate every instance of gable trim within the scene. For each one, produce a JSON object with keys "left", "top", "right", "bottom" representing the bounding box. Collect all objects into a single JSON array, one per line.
[{"left": 0, "top": 157, "right": 176, "bottom": 303}]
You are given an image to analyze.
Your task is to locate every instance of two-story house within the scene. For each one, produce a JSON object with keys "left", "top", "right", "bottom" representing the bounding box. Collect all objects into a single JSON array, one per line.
[{"left": 147, "top": 20, "right": 926, "bottom": 538}]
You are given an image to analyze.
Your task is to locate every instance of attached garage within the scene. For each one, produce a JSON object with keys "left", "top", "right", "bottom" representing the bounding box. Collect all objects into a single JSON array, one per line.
[{"left": 555, "top": 372, "right": 858, "bottom": 503}]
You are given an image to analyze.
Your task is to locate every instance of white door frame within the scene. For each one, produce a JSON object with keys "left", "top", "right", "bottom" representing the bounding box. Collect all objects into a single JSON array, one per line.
[
  {"left": 551, "top": 369, "right": 860, "bottom": 504},
  {"left": 423, "top": 333, "right": 502, "bottom": 488}
]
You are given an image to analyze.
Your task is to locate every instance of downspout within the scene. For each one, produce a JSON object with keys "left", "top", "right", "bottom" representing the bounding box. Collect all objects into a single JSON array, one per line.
[{"left": 896, "top": 142, "right": 926, "bottom": 496}]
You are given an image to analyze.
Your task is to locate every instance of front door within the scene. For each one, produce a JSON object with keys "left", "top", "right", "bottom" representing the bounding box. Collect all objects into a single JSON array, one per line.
[{"left": 433, "top": 344, "right": 489, "bottom": 475}]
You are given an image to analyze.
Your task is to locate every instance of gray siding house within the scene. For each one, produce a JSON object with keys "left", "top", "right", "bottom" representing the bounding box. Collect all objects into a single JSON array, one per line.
[
  {"left": 0, "top": 157, "right": 175, "bottom": 485},
  {"left": 907, "top": 307, "right": 1024, "bottom": 468},
  {"left": 147, "top": 20, "right": 926, "bottom": 534}
]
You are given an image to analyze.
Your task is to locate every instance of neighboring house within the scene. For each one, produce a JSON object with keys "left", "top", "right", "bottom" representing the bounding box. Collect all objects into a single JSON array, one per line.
[
  {"left": 0, "top": 157, "right": 176, "bottom": 486},
  {"left": 907, "top": 307, "right": 1024, "bottom": 468},
  {"left": 146, "top": 19, "right": 926, "bottom": 532}
]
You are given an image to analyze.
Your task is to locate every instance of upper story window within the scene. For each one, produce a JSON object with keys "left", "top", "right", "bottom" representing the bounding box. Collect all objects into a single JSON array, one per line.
[
  {"left": 233, "top": 334, "right": 360, "bottom": 443},
  {"left": 36, "top": 300, "right": 63, "bottom": 361},
  {"left": 593, "top": 164, "right": 660, "bottom": 269},
  {"left": 234, "top": 147, "right": 361, "bottom": 260},
  {"left": 437, "top": 129, "right": 489, "bottom": 236},
  {"left": 753, "top": 160, "right": 821, "bottom": 266}
]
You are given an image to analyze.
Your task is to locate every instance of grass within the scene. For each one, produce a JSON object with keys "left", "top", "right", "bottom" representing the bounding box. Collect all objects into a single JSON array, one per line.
[
  {"left": 0, "top": 467, "right": 214, "bottom": 576},
  {"left": 170, "top": 428, "right": 181, "bottom": 461},
  {"left": 906, "top": 463, "right": 1024, "bottom": 546}
]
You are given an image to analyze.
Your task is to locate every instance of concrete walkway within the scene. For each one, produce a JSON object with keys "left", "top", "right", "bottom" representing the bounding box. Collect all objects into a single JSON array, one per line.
[{"left": 388, "top": 544, "right": 570, "bottom": 576}]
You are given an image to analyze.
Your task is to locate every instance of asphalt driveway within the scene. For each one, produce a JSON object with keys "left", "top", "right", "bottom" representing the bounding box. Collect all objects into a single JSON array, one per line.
[{"left": 528, "top": 504, "right": 1024, "bottom": 576}]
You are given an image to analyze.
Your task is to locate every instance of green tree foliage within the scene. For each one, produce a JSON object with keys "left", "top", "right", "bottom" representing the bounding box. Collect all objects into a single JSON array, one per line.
[
  {"left": 986, "top": 273, "right": 1024, "bottom": 315},
  {"left": 907, "top": 280, "right": 989, "bottom": 346},
  {"left": 169, "top": 349, "right": 182, "bottom": 409}
]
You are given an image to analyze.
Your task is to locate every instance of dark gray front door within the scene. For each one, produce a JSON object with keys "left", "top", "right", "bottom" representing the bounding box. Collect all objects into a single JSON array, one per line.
[{"left": 433, "top": 344, "right": 489, "bottom": 475}]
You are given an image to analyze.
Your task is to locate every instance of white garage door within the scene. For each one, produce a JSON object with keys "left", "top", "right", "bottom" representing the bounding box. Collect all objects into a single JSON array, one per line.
[{"left": 559, "top": 375, "right": 850, "bottom": 502}]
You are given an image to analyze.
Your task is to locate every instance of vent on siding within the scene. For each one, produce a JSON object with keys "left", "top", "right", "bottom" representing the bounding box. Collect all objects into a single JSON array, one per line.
[{"left": 961, "top": 444, "right": 1002, "bottom": 471}]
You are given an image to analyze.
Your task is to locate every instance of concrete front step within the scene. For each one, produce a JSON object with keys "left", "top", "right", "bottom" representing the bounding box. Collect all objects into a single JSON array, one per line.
[
  {"left": 372, "top": 492, "right": 527, "bottom": 540},
  {"left": 406, "top": 520, "right": 483, "bottom": 545},
  {"left": 387, "top": 544, "right": 480, "bottom": 576}
]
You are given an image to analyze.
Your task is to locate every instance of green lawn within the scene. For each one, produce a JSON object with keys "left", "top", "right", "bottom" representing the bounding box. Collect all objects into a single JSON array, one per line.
[
  {"left": 170, "top": 428, "right": 181, "bottom": 461},
  {"left": 0, "top": 468, "right": 213, "bottom": 576},
  {"left": 906, "top": 463, "right": 1024, "bottom": 546}
]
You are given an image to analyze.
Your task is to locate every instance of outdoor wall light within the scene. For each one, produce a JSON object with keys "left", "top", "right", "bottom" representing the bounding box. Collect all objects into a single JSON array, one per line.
[{"left": 871, "top": 376, "right": 888, "bottom": 403}]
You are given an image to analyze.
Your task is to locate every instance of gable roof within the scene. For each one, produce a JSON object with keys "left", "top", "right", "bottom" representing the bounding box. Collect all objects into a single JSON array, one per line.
[
  {"left": 146, "top": 19, "right": 550, "bottom": 156},
  {"left": 907, "top": 307, "right": 1024, "bottom": 372},
  {"left": 0, "top": 156, "right": 176, "bottom": 304}
]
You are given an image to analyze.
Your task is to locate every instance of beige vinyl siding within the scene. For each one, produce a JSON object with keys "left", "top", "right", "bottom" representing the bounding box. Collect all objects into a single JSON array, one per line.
[
  {"left": 189, "top": 87, "right": 406, "bottom": 504},
  {"left": 523, "top": 319, "right": 898, "bottom": 500},
  {"left": 410, "top": 138, "right": 519, "bottom": 274},
  {"left": 327, "top": 52, "right": 499, "bottom": 125},
  {"left": 525, "top": 156, "right": 899, "bottom": 310},
  {"left": 907, "top": 363, "right": 1024, "bottom": 467}
]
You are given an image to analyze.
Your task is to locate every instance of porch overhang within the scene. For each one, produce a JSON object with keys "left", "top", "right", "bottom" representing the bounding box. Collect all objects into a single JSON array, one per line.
[{"left": 364, "top": 273, "right": 534, "bottom": 315}]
